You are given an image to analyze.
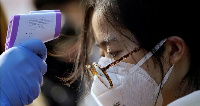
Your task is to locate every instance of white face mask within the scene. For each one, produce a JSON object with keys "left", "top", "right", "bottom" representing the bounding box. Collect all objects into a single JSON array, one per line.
[{"left": 90, "top": 39, "right": 175, "bottom": 106}]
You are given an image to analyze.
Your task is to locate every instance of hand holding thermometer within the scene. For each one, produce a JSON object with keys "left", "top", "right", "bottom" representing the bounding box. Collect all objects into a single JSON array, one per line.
[{"left": 5, "top": 10, "right": 61, "bottom": 50}]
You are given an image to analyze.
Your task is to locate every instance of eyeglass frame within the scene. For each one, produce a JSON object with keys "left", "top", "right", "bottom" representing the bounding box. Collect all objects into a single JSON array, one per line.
[{"left": 86, "top": 47, "right": 141, "bottom": 89}]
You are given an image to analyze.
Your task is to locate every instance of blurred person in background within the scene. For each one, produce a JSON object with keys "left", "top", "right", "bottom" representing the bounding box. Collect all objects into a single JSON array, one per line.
[{"left": 0, "top": 4, "right": 7, "bottom": 53}]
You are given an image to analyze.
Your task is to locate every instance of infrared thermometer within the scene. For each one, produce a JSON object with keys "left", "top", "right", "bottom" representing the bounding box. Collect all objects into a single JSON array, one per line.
[{"left": 5, "top": 10, "right": 61, "bottom": 50}]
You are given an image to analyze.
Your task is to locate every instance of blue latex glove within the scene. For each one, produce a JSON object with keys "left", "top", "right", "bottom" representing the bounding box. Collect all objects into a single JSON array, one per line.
[{"left": 0, "top": 39, "right": 47, "bottom": 106}]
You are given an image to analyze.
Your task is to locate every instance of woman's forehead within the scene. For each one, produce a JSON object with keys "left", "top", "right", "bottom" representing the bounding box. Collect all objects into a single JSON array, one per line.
[
  {"left": 92, "top": 9, "right": 116, "bottom": 41},
  {"left": 92, "top": 9, "right": 110, "bottom": 32},
  {"left": 92, "top": 10, "right": 137, "bottom": 45}
]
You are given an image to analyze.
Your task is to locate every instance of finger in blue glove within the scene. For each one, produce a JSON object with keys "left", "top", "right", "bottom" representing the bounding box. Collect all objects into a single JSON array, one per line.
[{"left": 0, "top": 39, "right": 47, "bottom": 106}]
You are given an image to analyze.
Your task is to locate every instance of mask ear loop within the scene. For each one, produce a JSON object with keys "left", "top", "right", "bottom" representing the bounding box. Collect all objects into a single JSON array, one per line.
[
  {"left": 161, "top": 64, "right": 175, "bottom": 87},
  {"left": 155, "top": 63, "right": 175, "bottom": 93},
  {"left": 129, "top": 38, "right": 167, "bottom": 74},
  {"left": 153, "top": 64, "right": 175, "bottom": 106}
]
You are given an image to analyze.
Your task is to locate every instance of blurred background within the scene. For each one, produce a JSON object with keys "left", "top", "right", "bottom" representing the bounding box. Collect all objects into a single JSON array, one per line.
[{"left": 1, "top": 0, "right": 85, "bottom": 106}]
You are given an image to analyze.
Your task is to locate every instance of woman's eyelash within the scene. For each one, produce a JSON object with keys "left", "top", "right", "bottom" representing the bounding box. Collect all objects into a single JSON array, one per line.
[{"left": 107, "top": 51, "right": 118, "bottom": 58}]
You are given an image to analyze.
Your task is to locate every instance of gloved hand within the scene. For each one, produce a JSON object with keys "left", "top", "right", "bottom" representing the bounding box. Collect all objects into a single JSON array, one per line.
[{"left": 0, "top": 39, "right": 47, "bottom": 106}]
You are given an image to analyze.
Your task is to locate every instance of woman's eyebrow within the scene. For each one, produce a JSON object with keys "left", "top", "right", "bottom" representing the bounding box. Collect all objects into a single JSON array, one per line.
[{"left": 98, "top": 36, "right": 118, "bottom": 46}]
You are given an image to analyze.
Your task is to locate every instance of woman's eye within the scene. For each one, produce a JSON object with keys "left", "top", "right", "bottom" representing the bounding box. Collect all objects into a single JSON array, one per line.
[{"left": 106, "top": 51, "right": 118, "bottom": 58}]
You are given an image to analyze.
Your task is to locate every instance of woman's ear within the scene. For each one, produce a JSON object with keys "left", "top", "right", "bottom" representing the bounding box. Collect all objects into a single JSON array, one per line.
[{"left": 166, "top": 36, "right": 186, "bottom": 65}]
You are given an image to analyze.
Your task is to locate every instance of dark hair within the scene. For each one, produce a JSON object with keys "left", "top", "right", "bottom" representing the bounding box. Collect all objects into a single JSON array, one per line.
[
  {"left": 65, "top": 0, "right": 199, "bottom": 99},
  {"left": 33, "top": 0, "right": 80, "bottom": 9}
]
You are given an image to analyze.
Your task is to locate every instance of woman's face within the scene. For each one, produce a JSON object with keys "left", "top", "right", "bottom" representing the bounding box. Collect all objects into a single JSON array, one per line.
[
  {"left": 92, "top": 9, "right": 143, "bottom": 64},
  {"left": 91, "top": 9, "right": 163, "bottom": 84}
]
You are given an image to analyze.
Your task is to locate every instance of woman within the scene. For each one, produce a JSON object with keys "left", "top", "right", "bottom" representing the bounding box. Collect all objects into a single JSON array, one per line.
[
  {"left": 0, "top": 0, "right": 199, "bottom": 106},
  {"left": 69, "top": 0, "right": 200, "bottom": 105}
]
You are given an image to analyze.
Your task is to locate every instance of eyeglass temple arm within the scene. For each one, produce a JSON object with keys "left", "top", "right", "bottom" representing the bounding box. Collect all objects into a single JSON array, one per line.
[{"left": 100, "top": 47, "right": 141, "bottom": 71}]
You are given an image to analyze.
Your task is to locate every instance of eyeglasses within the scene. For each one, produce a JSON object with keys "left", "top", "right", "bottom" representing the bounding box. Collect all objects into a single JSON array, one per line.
[{"left": 86, "top": 47, "right": 140, "bottom": 89}]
